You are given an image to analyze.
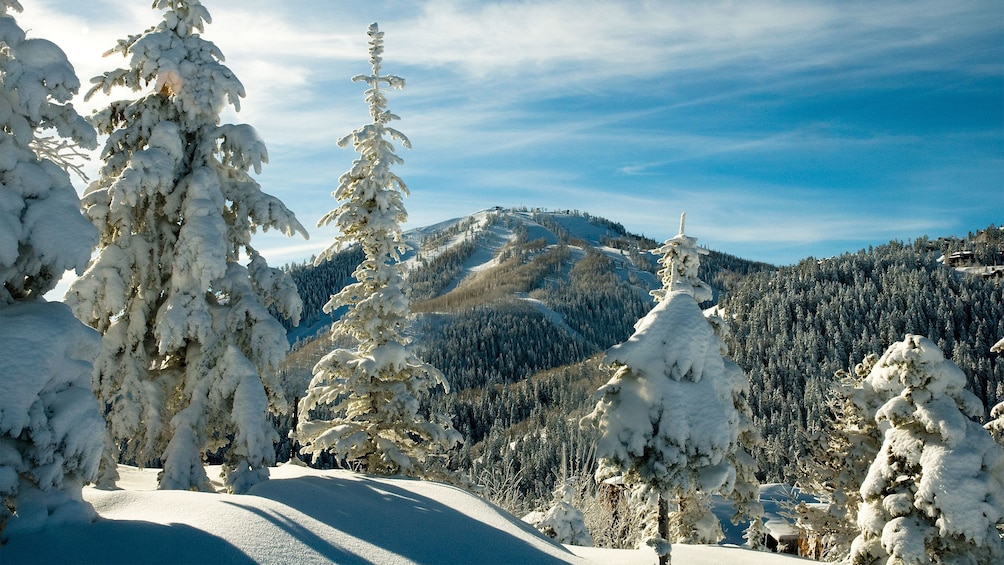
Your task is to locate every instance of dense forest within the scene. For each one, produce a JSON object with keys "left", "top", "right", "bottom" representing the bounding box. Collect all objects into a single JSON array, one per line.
[
  {"left": 723, "top": 237, "right": 1004, "bottom": 481},
  {"left": 277, "top": 247, "right": 363, "bottom": 341}
]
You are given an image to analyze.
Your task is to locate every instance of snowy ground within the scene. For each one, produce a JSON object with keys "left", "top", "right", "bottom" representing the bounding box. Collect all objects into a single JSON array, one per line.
[{"left": 1, "top": 464, "right": 809, "bottom": 564}]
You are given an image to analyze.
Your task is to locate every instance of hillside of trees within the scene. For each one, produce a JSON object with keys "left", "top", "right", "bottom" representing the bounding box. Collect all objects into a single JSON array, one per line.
[
  {"left": 276, "top": 247, "right": 364, "bottom": 342},
  {"left": 722, "top": 236, "right": 1004, "bottom": 481},
  {"left": 272, "top": 211, "right": 1003, "bottom": 542},
  {"left": 270, "top": 211, "right": 750, "bottom": 491}
]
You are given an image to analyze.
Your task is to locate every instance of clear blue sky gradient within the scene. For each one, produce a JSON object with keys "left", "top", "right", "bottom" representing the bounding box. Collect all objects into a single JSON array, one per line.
[{"left": 19, "top": 0, "right": 1003, "bottom": 266}]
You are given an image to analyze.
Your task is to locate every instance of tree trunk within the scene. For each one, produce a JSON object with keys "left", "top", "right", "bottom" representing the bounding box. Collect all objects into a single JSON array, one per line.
[
  {"left": 659, "top": 493, "right": 670, "bottom": 565},
  {"left": 290, "top": 396, "right": 299, "bottom": 461}
]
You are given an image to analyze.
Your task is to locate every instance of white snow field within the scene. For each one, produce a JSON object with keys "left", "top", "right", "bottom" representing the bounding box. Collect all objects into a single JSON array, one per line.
[{"left": 1, "top": 463, "right": 809, "bottom": 564}]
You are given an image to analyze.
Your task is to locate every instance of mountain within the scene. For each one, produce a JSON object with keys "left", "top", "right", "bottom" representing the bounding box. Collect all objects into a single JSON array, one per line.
[
  {"left": 272, "top": 209, "right": 1003, "bottom": 546},
  {"left": 279, "top": 206, "right": 770, "bottom": 366},
  {"left": 270, "top": 207, "right": 774, "bottom": 527}
]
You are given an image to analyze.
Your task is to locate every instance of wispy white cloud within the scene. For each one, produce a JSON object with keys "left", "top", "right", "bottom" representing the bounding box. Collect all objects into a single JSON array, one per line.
[
  {"left": 388, "top": 1, "right": 998, "bottom": 83},
  {"left": 14, "top": 0, "right": 1002, "bottom": 267}
]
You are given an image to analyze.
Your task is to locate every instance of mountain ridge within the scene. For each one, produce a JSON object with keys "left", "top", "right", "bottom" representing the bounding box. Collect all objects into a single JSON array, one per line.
[
  {"left": 274, "top": 209, "right": 1003, "bottom": 527},
  {"left": 279, "top": 206, "right": 766, "bottom": 345}
]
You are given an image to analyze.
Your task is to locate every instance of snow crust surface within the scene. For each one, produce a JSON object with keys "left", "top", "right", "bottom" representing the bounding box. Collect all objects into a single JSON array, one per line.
[{"left": 1, "top": 464, "right": 810, "bottom": 564}]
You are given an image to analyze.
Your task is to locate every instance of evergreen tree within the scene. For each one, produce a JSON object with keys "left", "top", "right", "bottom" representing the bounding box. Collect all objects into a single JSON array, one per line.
[
  {"left": 522, "top": 477, "right": 594, "bottom": 546},
  {"left": 669, "top": 491, "right": 724, "bottom": 544},
  {"left": 986, "top": 338, "right": 1004, "bottom": 446},
  {"left": 707, "top": 312, "right": 766, "bottom": 549},
  {"left": 849, "top": 335, "right": 1004, "bottom": 564},
  {"left": 650, "top": 213, "right": 713, "bottom": 304},
  {"left": 797, "top": 354, "right": 885, "bottom": 559},
  {"left": 66, "top": 0, "right": 306, "bottom": 493},
  {"left": 0, "top": 0, "right": 105, "bottom": 540},
  {"left": 582, "top": 215, "right": 742, "bottom": 564},
  {"left": 295, "top": 23, "right": 460, "bottom": 476}
]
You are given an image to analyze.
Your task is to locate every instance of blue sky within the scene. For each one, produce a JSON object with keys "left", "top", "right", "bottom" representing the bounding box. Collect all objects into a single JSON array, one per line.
[{"left": 18, "top": 0, "right": 1003, "bottom": 266}]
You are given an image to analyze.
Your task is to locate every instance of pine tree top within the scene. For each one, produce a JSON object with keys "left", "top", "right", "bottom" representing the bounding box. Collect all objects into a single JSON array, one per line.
[
  {"left": 651, "top": 212, "right": 713, "bottom": 303},
  {"left": 0, "top": 1, "right": 22, "bottom": 16}
]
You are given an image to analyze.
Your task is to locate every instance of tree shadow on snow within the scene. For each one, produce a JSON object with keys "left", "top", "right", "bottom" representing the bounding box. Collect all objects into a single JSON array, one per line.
[
  {"left": 1, "top": 519, "right": 255, "bottom": 565},
  {"left": 244, "top": 474, "right": 574, "bottom": 564},
  {"left": 218, "top": 501, "right": 376, "bottom": 565}
]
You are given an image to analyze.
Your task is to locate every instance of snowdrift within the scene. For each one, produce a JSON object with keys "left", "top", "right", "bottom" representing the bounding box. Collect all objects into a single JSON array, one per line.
[{"left": 1, "top": 464, "right": 808, "bottom": 564}]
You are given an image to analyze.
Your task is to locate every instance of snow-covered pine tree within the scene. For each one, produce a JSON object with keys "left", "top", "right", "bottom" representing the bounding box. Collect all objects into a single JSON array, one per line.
[
  {"left": 986, "top": 338, "right": 1004, "bottom": 448},
  {"left": 522, "top": 478, "right": 594, "bottom": 546},
  {"left": 987, "top": 401, "right": 1004, "bottom": 447},
  {"left": 0, "top": 0, "right": 105, "bottom": 541},
  {"left": 706, "top": 312, "right": 766, "bottom": 550},
  {"left": 295, "top": 23, "right": 461, "bottom": 476},
  {"left": 797, "top": 354, "right": 884, "bottom": 559},
  {"left": 581, "top": 214, "right": 742, "bottom": 564},
  {"left": 848, "top": 335, "right": 1004, "bottom": 564},
  {"left": 669, "top": 491, "right": 723, "bottom": 544},
  {"left": 65, "top": 0, "right": 307, "bottom": 493},
  {"left": 650, "top": 212, "right": 713, "bottom": 304}
]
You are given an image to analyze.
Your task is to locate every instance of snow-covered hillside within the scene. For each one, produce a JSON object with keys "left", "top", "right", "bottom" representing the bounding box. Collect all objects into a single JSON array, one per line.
[
  {"left": 400, "top": 207, "right": 660, "bottom": 288},
  {"left": 278, "top": 207, "right": 772, "bottom": 350},
  {"left": 0, "top": 464, "right": 809, "bottom": 565}
]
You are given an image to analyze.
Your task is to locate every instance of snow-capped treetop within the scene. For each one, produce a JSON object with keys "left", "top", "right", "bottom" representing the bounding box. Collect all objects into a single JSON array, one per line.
[
  {"left": 606, "top": 289, "right": 718, "bottom": 384},
  {"left": 94, "top": 0, "right": 227, "bottom": 116},
  {"left": 317, "top": 23, "right": 411, "bottom": 267},
  {"left": 1, "top": 16, "right": 95, "bottom": 147},
  {"left": 0, "top": 1, "right": 97, "bottom": 303},
  {"left": 650, "top": 212, "right": 713, "bottom": 303},
  {"left": 86, "top": 0, "right": 250, "bottom": 180},
  {"left": 353, "top": 23, "right": 407, "bottom": 128},
  {"left": 992, "top": 336, "right": 1004, "bottom": 354},
  {"left": 865, "top": 334, "right": 983, "bottom": 441}
]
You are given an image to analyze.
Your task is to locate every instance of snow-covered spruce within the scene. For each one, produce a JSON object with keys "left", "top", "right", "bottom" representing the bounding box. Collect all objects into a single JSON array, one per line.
[
  {"left": 0, "top": 0, "right": 97, "bottom": 304},
  {"left": 848, "top": 335, "right": 1004, "bottom": 564},
  {"left": 706, "top": 309, "right": 766, "bottom": 549},
  {"left": 797, "top": 354, "right": 885, "bottom": 559},
  {"left": 295, "top": 23, "right": 461, "bottom": 476},
  {"left": 65, "top": 0, "right": 307, "bottom": 493},
  {"left": 582, "top": 215, "right": 747, "bottom": 563},
  {"left": 0, "top": 0, "right": 104, "bottom": 541},
  {"left": 649, "top": 212, "right": 713, "bottom": 304},
  {"left": 984, "top": 338, "right": 1004, "bottom": 446},
  {"left": 522, "top": 479, "right": 594, "bottom": 546}
]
